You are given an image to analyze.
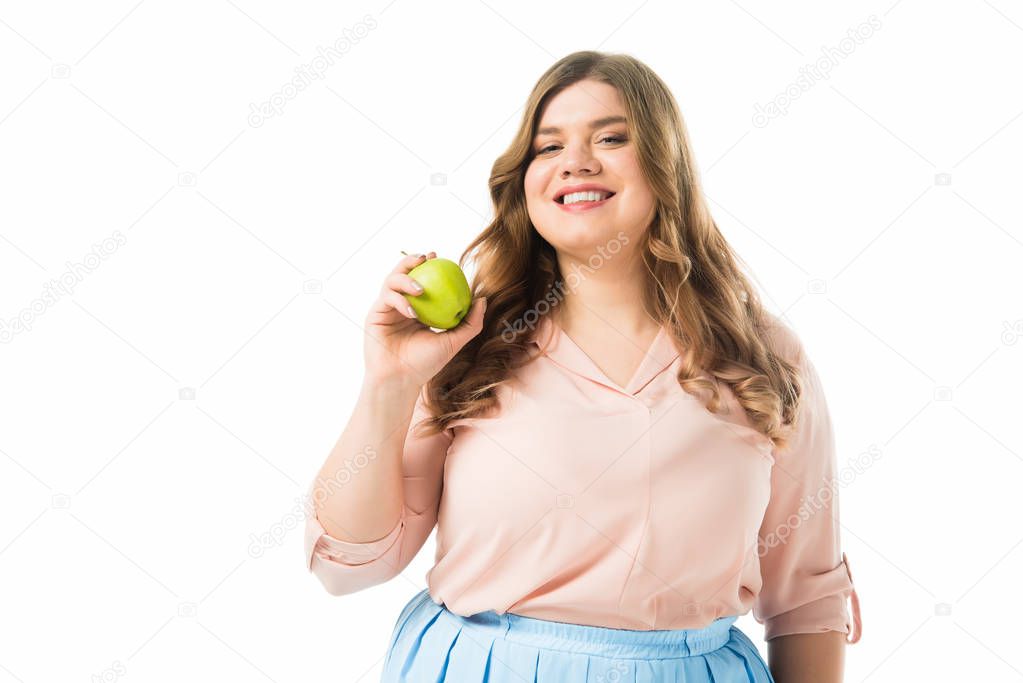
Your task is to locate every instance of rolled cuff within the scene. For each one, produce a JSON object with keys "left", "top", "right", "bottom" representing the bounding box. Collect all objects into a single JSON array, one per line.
[
  {"left": 763, "top": 552, "right": 862, "bottom": 643},
  {"left": 304, "top": 506, "right": 405, "bottom": 570}
]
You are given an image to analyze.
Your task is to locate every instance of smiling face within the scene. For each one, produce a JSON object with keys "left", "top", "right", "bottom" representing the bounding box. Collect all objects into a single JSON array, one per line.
[{"left": 524, "top": 79, "right": 657, "bottom": 257}]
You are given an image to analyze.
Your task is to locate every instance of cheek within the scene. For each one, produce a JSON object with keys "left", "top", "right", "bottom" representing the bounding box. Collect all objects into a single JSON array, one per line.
[
  {"left": 523, "top": 164, "right": 554, "bottom": 210},
  {"left": 625, "top": 184, "right": 656, "bottom": 212},
  {"left": 523, "top": 163, "right": 545, "bottom": 196},
  {"left": 618, "top": 165, "right": 655, "bottom": 210}
]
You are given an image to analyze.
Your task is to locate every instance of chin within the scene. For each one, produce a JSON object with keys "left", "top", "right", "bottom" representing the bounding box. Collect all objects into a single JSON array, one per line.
[{"left": 548, "top": 224, "right": 616, "bottom": 251}]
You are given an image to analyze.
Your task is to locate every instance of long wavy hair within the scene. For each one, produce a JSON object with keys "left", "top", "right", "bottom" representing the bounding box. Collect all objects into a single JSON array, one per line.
[{"left": 418, "top": 50, "right": 806, "bottom": 452}]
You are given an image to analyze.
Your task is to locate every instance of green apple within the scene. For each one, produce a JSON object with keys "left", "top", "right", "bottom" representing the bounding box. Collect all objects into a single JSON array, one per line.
[{"left": 404, "top": 257, "right": 473, "bottom": 329}]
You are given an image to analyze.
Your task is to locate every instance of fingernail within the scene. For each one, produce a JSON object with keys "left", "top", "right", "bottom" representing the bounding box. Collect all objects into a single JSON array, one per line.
[
  {"left": 407, "top": 306, "right": 417, "bottom": 318},
  {"left": 412, "top": 280, "right": 424, "bottom": 292}
]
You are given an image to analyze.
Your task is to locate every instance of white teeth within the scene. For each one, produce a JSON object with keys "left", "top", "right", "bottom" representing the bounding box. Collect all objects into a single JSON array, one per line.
[{"left": 562, "top": 191, "right": 610, "bottom": 205}]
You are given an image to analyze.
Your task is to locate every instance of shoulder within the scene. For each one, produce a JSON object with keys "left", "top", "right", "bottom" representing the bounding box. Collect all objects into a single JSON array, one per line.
[{"left": 760, "top": 311, "right": 806, "bottom": 367}]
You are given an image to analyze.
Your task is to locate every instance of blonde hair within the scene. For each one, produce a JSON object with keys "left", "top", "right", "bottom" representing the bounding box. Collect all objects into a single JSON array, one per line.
[{"left": 420, "top": 50, "right": 805, "bottom": 452}]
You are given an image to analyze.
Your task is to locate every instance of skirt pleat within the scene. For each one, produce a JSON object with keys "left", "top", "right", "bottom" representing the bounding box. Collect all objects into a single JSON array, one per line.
[
  {"left": 380, "top": 589, "right": 776, "bottom": 683},
  {"left": 383, "top": 591, "right": 433, "bottom": 674},
  {"left": 386, "top": 598, "right": 445, "bottom": 681},
  {"left": 702, "top": 646, "right": 754, "bottom": 683},
  {"left": 484, "top": 637, "right": 539, "bottom": 682},
  {"left": 405, "top": 608, "right": 461, "bottom": 682},
  {"left": 721, "top": 627, "right": 774, "bottom": 683},
  {"left": 537, "top": 648, "right": 589, "bottom": 680},
  {"left": 439, "top": 620, "right": 501, "bottom": 681}
]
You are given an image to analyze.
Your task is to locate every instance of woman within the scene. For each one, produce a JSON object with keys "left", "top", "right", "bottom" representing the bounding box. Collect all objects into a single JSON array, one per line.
[{"left": 305, "top": 50, "right": 862, "bottom": 682}]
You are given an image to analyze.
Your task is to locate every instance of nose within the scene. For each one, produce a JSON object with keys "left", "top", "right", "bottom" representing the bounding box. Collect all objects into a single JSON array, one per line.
[{"left": 559, "top": 141, "right": 601, "bottom": 177}]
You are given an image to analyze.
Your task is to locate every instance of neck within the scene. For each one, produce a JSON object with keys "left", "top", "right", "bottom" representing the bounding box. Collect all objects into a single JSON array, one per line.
[{"left": 552, "top": 246, "right": 658, "bottom": 336}]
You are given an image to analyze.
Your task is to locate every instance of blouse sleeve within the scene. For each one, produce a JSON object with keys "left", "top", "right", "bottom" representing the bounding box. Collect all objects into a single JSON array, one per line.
[
  {"left": 303, "top": 386, "right": 453, "bottom": 596},
  {"left": 753, "top": 325, "right": 862, "bottom": 643}
]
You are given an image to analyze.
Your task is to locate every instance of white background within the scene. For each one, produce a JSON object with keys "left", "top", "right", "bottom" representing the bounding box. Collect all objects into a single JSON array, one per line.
[{"left": 1, "top": 0, "right": 1021, "bottom": 681}]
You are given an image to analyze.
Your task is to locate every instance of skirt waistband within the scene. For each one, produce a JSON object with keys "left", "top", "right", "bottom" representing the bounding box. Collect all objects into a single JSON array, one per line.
[{"left": 444, "top": 600, "right": 739, "bottom": 659}]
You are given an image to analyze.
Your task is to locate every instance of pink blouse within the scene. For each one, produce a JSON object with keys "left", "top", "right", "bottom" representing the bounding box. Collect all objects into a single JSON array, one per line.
[{"left": 304, "top": 312, "right": 862, "bottom": 643}]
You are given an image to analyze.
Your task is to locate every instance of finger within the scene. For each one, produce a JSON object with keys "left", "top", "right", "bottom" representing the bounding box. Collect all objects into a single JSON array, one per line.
[
  {"left": 384, "top": 290, "right": 419, "bottom": 320},
  {"left": 384, "top": 271, "right": 426, "bottom": 297},
  {"left": 442, "top": 296, "right": 487, "bottom": 346},
  {"left": 368, "top": 289, "right": 419, "bottom": 323},
  {"left": 393, "top": 252, "right": 429, "bottom": 276}
]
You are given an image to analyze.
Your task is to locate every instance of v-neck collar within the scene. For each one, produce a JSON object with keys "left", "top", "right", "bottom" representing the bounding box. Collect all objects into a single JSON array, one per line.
[{"left": 530, "top": 314, "right": 681, "bottom": 396}]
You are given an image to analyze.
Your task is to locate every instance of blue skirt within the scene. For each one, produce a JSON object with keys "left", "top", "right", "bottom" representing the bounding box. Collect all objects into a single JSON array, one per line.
[{"left": 381, "top": 589, "right": 775, "bottom": 682}]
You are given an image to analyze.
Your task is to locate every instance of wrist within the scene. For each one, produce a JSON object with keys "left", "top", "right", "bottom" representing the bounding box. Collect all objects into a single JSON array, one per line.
[{"left": 362, "top": 373, "right": 423, "bottom": 403}]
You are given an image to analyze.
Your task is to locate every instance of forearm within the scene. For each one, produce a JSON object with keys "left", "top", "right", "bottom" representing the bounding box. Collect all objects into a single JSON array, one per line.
[
  {"left": 312, "top": 375, "right": 422, "bottom": 543},
  {"left": 767, "top": 630, "right": 846, "bottom": 683}
]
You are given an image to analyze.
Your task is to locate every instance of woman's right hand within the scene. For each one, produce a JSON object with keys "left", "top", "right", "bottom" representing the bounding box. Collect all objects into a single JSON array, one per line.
[{"left": 363, "top": 251, "right": 488, "bottom": 389}]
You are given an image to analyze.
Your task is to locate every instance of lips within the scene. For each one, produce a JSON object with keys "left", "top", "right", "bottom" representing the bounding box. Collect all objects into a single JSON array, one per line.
[
  {"left": 554, "top": 191, "right": 616, "bottom": 205},
  {"left": 553, "top": 184, "right": 616, "bottom": 203},
  {"left": 555, "top": 193, "right": 616, "bottom": 212}
]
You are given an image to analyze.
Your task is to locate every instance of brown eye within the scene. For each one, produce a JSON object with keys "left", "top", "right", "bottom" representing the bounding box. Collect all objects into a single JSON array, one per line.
[{"left": 536, "top": 136, "right": 625, "bottom": 155}]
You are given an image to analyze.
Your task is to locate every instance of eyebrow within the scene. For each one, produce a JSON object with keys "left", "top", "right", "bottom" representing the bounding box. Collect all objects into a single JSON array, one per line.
[{"left": 535, "top": 115, "right": 628, "bottom": 136}]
